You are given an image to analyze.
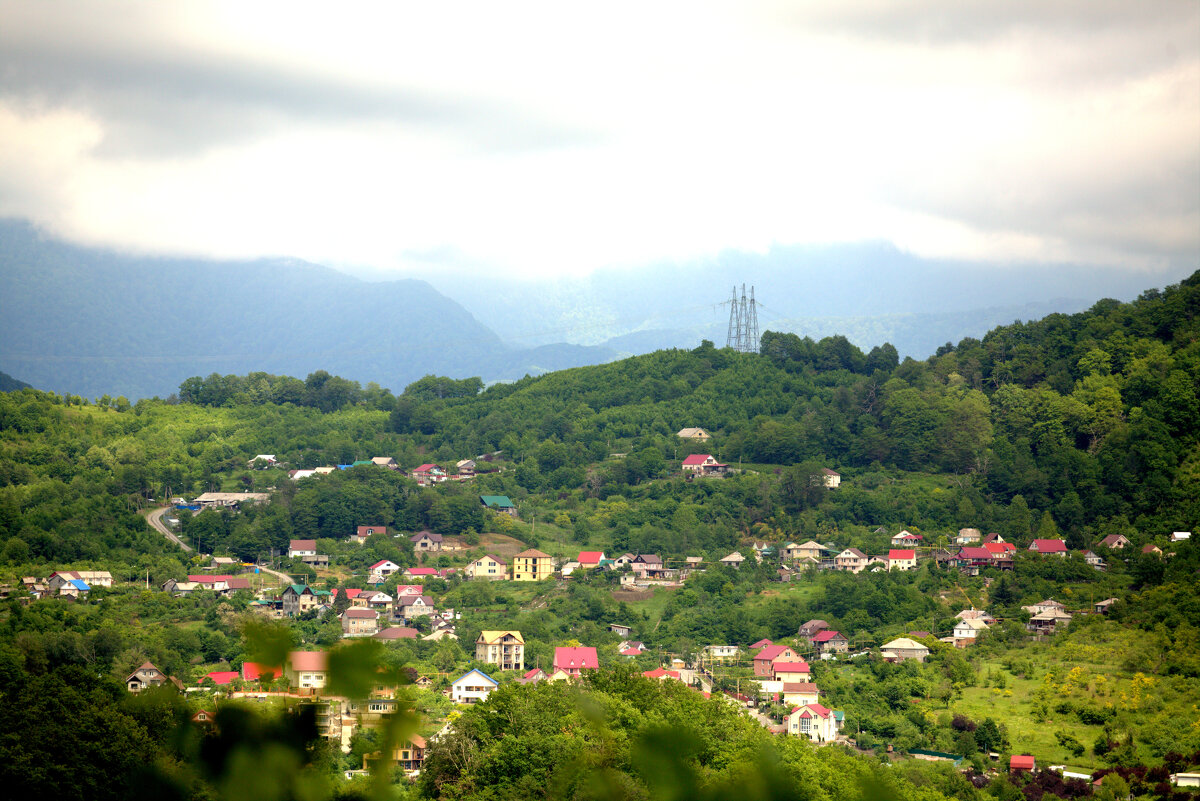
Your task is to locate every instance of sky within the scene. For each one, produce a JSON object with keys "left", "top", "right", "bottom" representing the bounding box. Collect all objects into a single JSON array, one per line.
[{"left": 1, "top": 1, "right": 1197, "bottom": 280}]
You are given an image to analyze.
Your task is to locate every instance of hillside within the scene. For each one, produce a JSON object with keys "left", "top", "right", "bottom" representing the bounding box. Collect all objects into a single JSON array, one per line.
[
  {"left": 0, "top": 270, "right": 1197, "bottom": 800},
  {"left": 0, "top": 219, "right": 616, "bottom": 400}
]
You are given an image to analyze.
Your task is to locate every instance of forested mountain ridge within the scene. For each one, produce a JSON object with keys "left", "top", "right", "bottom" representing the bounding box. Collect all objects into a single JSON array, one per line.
[
  {"left": 0, "top": 218, "right": 617, "bottom": 400},
  {"left": 0, "top": 271, "right": 1195, "bottom": 569},
  {"left": 0, "top": 273, "right": 1198, "bottom": 801}
]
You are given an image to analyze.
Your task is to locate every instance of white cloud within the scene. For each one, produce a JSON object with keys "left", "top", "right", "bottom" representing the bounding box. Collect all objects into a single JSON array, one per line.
[{"left": 0, "top": 0, "right": 1196, "bottom": 277}]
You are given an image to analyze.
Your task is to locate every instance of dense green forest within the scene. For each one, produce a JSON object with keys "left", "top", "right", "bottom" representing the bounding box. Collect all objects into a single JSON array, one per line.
[{"left": 0, "top": 271, "right": 1197, "bottom": 800}]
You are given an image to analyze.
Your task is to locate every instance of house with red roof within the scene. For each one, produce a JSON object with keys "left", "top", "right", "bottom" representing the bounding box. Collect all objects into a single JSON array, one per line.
[
  {"left": 200, "top": 670, "right": 239, "bottom": 686},
  {"left": 642, "top": 667, "right": 682, "bottom": 681},
  {"left": 554, "top": 646, "right": 599, "bottom": 676},
  {"left": 411, "top": 464, "right": 447, "bottom": 486},
  {"left": 404, "top": 567, "right": 440, "bottom": 579},
  {"left": 811, "top": 630, "right": 849, "bottom": 656},
  {"left": 785, "top": 703, "right": 841, "bottom": 742},
  {"left": 772, "top": 661, "right": 812, "bottom": 682},
  {"left": 285, "top": 651, "right": 329, "bottom": 692},
  {"left": 890, "top": 531, "right": 923, "bottom": 547},
  {"left": 753, "top": 644, "right": 799, "bottom": 676},
  {"left": 373, "top": 626, "right": 419, "bottom": 640},
  {"left": 368, "top": 559, "right": 401, "bottom": 584},
  {"left": 1029, "top": 539, "right": 1068, "bottom": 556},
  {"left": 750, "top": 638, "right": 773, "bottom": 649},
  {"left": 887, "top": 549, "right": 917, "bottom": 571},
  {"left": 241, "top": 662, "right": 282, "bottom": 683},
  {"left": 681, "top": 454, "right": 728, "bottom": 476},
  {"left": 1010, "top": 755, "right": 1036, "bottom": 773},
  {"left": 577, "top": 551, "right": 605, "bottom": 569},
  {"left": 956, "top": 546, "right": 994, "bottom": 574}
]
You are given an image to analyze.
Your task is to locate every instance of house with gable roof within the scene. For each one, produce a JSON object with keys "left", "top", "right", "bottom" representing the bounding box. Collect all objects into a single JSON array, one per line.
[
  {"left": 368, "top": 559, "right": 401, "bottom": 584},
  {"left": 754, "top": 644, "right": 800, "bottom": 676},
  {"left": 786, "top": 703, "right": 842, "bottom": 742},
  {"left": 577, "top": 551, "right": 605, "bottom": 570},
  {"left": 465, "top": 554, "right": 508, "bottom": 580},
  {"left": 681, "top": 454, "right": 728, "bottom": 476},
  {"left": 126, "top": 661, "right": 182, "bottom": 693},
  {"left": 1098, "top": 533, "right": 1131, "bottom": 550},
  {"left": 554, "top": 646, "right": 599, "bottom": 677},
  {"left": 475, "top": 631, "right": 525, "bottom": 671},
  {"left": 821, "top": 468, "right": 841, "bottom": 488},
  {"left": 1029, "top": 539, "right": 1068, "bottom": 556},
  {"left": 891, "top": 531, "right": 924, "bottom": 547},
  {"left": 342, "top": 608, "right": 379, "bottom": 637},
  {"left": 282, "top": 584, "right": 320, "bottom": 617},
  {"left": 512, "top": 548, "right": 554, "bottom": 581},
  {"left": 451, "top": 669, "right": 499, "bottom": 703},
  {"left": 887, "top": 549, "right": 917, "bottom": 571},
  {"left": 811, "top": 630, "right": 849, "bottom": 656},
  {"left": 833, "top": 548, "right": 868, "bottom": 573},
  {"left": 411, "top": 464, "right": 447, "bottom": 486},
  {"left": 480, "top": 495, "right": 517, "bottom": 516},
  {"left": 720, "top": 551, "right": 746, "bottom": 568},
  {"left": 285, "top": 650, "right": 329, "bottom": 692},
  {"left": 410, "top": 531, "right": 443, "bottom": 552},
  {"left": 676, "top": 427, "right": 712, "bottom": 441}
]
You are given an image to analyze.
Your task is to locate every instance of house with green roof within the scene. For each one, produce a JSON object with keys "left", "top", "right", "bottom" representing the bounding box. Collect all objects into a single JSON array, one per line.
[
  {"left": 282, "top": 584, "right": 320, "bottom": 617},
  {"left": 480, "top": 495, "right": 517, "bottom": 516}
]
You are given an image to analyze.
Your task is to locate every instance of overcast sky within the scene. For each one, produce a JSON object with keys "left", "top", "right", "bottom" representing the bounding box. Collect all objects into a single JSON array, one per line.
[{"left": 1, "top": 0, "right": 1197, "bottom": 279}]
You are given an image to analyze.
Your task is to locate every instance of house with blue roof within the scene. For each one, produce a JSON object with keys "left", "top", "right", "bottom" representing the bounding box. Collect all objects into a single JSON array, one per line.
[
  {"left": 450, "top": 668, "right": 499, "bottom": 704},
  {"left": 63, "top": 578, "right": 90, "bottom": 598}
]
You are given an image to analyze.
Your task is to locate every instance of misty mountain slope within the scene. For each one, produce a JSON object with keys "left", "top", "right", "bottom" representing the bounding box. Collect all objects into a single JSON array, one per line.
[
  {"left": 0, "top": 220, "right": 615, "bottom": 399},
  {"left": 427, "top": 242, "right": 1189, "bottom": 356}
]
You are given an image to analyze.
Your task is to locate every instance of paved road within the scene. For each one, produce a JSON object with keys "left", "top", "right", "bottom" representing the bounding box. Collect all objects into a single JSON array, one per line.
[
  {"left": 145, "top": 506, "right": 192, "bottom": 551},
  {"left": 144, "top": 506, "right": 293, "bottom": 585}
]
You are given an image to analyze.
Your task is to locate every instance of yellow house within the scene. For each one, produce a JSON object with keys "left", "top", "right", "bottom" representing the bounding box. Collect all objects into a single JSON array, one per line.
[
  {"left": 512, "top": 549, "right": 554, "bottom": 581},
  {"left": 475, "top": 630, "right": 525, "bottom": 671},
  {"left": 465, "top": 554, "right": 508, "bottom": 581}
]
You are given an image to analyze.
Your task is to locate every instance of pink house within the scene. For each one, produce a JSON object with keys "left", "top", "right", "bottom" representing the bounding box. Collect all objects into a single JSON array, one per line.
[
  {"left": 554, "top": 646, "right": 599, "bottom": 676},
  {"left": 753, "top": 644, "right": 799, "bottom": 676}
]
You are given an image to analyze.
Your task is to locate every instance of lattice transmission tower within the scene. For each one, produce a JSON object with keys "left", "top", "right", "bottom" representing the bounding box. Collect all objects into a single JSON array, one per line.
[{"left": 724, "top": 284, "right": 761, "bottom": 353}]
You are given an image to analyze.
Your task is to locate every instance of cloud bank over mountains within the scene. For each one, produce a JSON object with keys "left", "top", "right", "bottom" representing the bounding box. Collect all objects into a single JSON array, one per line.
[{"left": 1, "top": 0, "right": 1196, "bottom": 281}]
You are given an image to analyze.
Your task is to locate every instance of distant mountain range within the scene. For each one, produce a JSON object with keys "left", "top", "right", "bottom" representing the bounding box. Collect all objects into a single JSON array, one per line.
[
  {"left": 4, "top": 218, "right": 1192, "bottom": 400},
  {"left": 423, "top": 242, "right": 1191, "bottom": 358},
  {"left": 0, "top": 370, "right": 31, "bottom": 392},
  {"left": 0, "top": 219, "right": 615, "bottom": 400}
]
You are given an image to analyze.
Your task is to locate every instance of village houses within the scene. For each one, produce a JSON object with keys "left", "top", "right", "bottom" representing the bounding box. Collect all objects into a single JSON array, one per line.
[
  {"left": 465, "top": 554, "right": 508, "bottom": 580},
  {"left": 451, "top": 669, "right": 499, "bottom": 704}
]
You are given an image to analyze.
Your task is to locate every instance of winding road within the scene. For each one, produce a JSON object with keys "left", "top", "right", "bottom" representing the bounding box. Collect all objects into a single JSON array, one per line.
[{"left": 144, "top": 506, "right": 294, "bottom": 585}]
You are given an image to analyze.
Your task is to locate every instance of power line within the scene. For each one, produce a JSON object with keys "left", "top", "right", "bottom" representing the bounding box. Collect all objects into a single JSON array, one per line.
[{"left": 724, "top": 284, "right": 761, "bottom": 353}]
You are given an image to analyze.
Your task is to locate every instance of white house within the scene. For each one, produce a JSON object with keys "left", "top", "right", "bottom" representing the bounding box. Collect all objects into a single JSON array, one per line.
[
  {"left": 952, "top": 617, "right": 989, "bottom": 640},
  {"left": 368, "top": 560, "right": 402, "bottom": 584},
  {"left": 450, "top": 668, "right": 499, "bottom": 704},
  {"left": 785, "top": 703, "right": 841, "bottom": 742},
  {"left": 821, "top": 468, "right": 841, "bottom": 488},
  {"left": 288, "top": 539, "right": 317, "bottom": 558},
  {"left": 887, "top": 549, "right": 917, "bottom": 571}
]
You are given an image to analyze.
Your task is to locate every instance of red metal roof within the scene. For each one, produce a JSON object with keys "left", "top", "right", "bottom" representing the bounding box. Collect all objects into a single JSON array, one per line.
[
  {"left": 812, "top": 630, "right": 844, "bottom": 643},
  {"left": 1031, "top": 539, "right": 1067, "bottom": 553},
  {"left": 682, "top": 454, "right": 712, "bottom": 465},
  {"left": 888, "top": 549, "right": 916, "bottom": 560},
  {"left": 202, "top": 670, "right": 239, "bottom": 685},
  {"left": 578, "top": 551, "right": 604, "bottom": 564},
  {"left": 241, "top": 662, "right": 281, "bottom": 681},
  {"left": 1010, "top": 755, "right": 1035, "bottom": 770},
  {"left": 554, "top": 646, "right": 599, "bottom": 670},
  {"left": 772, "top": 661, "right": 811, "bottom": 673},
  {"left": 289, "top": 651, "right": 328, "bottom": 672}
]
